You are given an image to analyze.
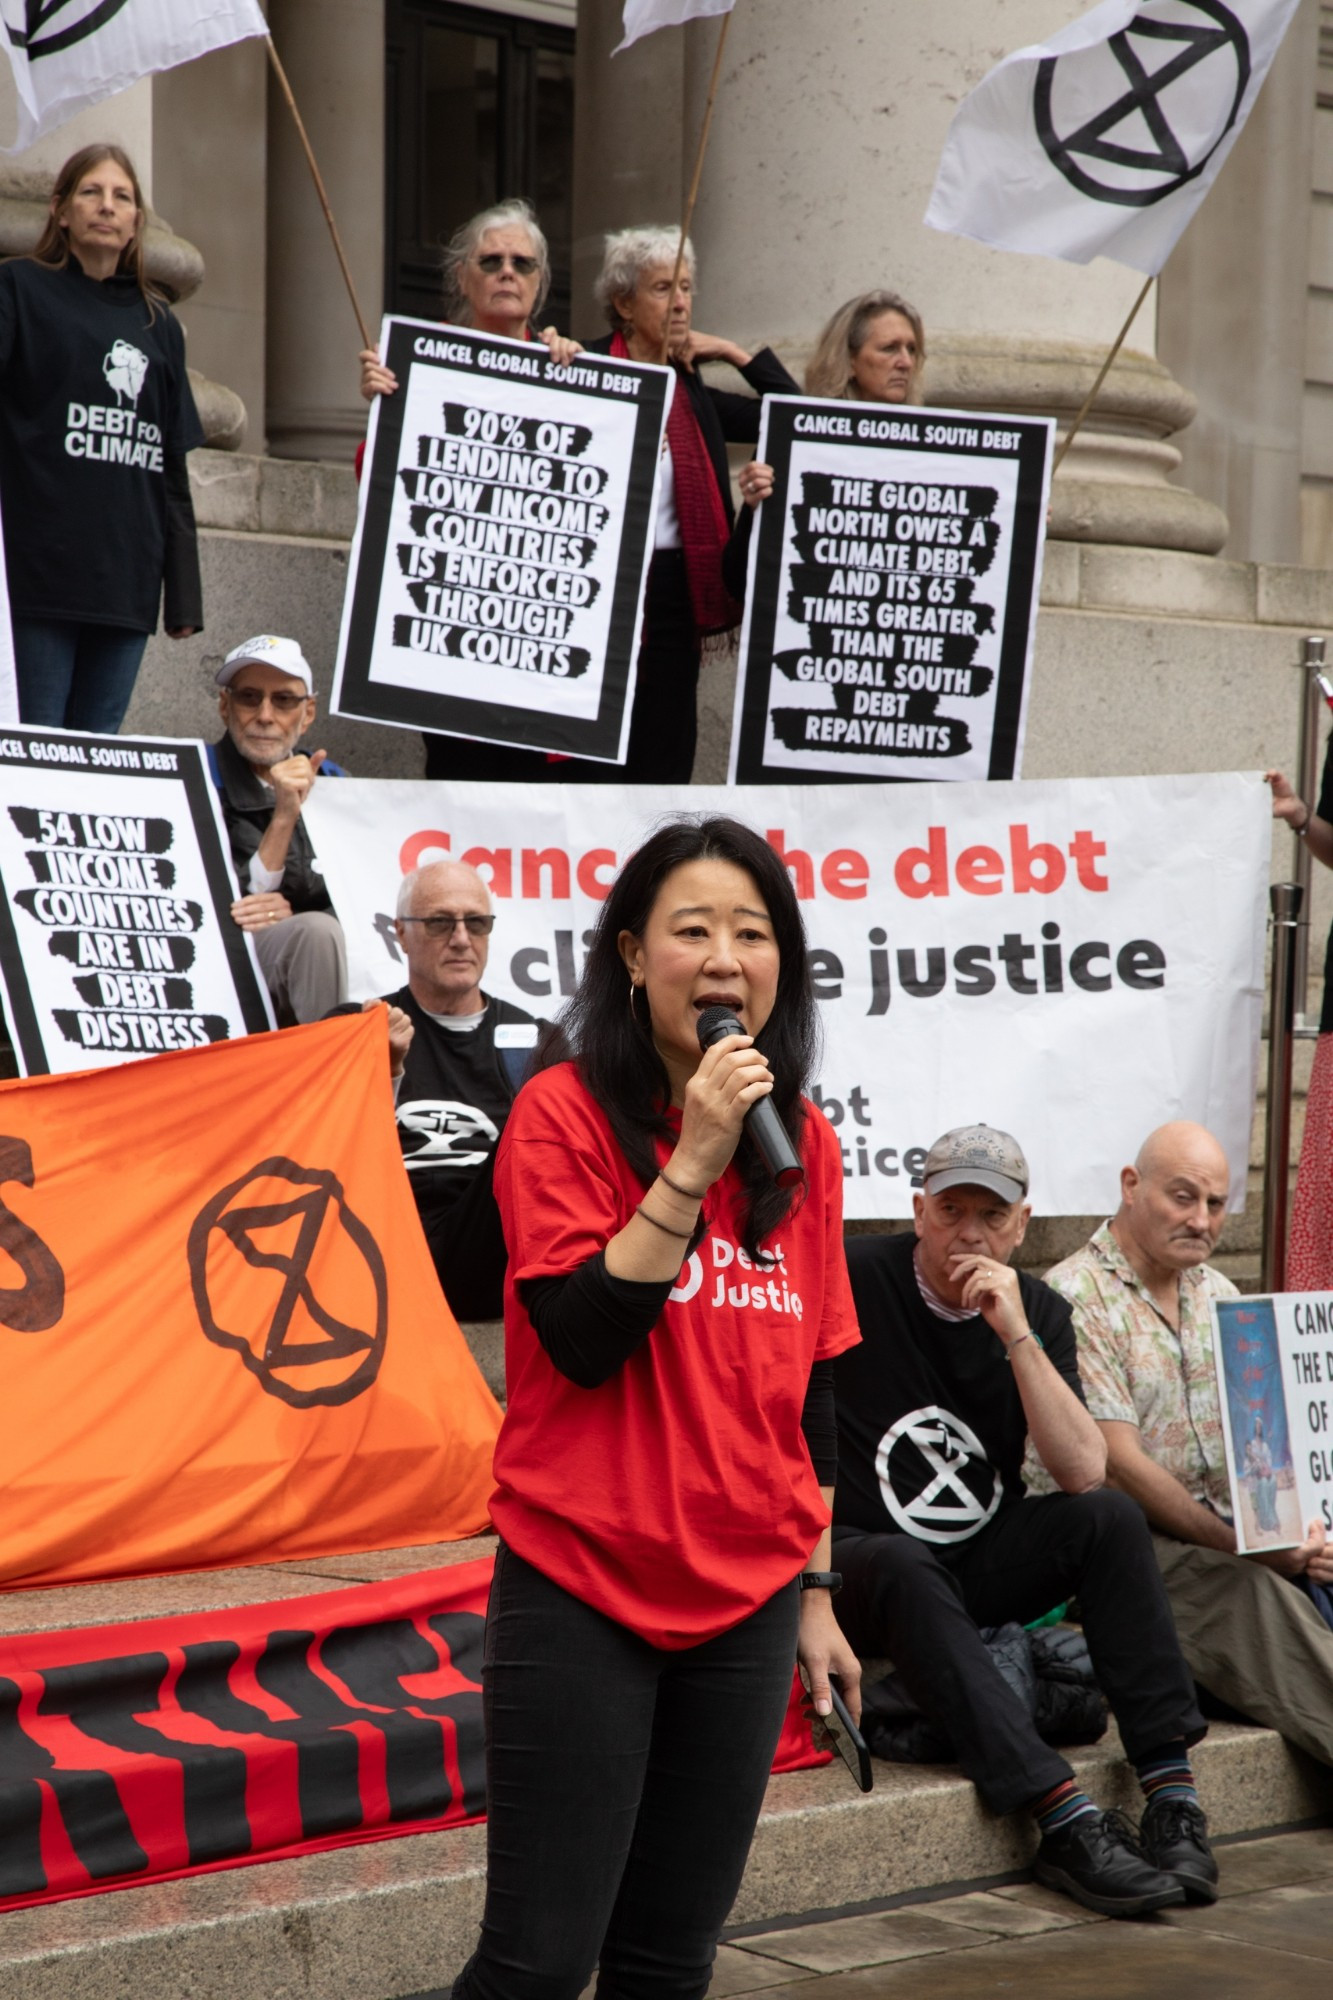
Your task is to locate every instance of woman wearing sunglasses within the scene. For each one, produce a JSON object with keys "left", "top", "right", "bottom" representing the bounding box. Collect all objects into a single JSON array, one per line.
[{"left": 358, "top": 197, "right": 585, "bottom": 782}]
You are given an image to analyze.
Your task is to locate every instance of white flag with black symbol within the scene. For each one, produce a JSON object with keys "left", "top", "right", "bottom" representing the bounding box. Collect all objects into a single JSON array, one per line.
[
  {"left": 0, "top": 0, "right": 269, "bottom": 153},
  {"left": 925, "top": 0, "right": 1301, "bottom": 274},
  {"left": 615, "top": 0, "right": 734, "bottom": 54}
]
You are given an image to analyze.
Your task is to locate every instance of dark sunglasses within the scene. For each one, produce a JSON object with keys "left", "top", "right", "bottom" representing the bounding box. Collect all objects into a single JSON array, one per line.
[
  {"left": 476, "top": 253, "right": 539, "bottom": 276},
  {"left": 227, "top": 687, "right": 308, "bottom": 713},
  {"left": 399, "top": 913, "right": 496, "bottom": 937}
]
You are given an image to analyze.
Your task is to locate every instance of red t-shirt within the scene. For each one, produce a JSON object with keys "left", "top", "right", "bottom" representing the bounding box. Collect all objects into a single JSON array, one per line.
[{"left": 491, "top": 1061, "right": 859, "bottom": 1648}]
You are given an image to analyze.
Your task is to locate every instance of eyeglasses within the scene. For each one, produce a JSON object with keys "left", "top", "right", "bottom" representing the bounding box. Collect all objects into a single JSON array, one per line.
[
  {"left": 399, "top": 913, "right": 495, "bottom": 937},
  {"left": 476, "top": 253, "right": 539, "bottom": 276},
  {"left": 227, "top": 687, "right": 308, "bottom": 713}
]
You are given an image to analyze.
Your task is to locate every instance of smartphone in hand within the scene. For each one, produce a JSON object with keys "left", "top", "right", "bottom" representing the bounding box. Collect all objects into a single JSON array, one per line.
[{"left": 799, "top": 1667, "right": 873, "bottom": 1793}]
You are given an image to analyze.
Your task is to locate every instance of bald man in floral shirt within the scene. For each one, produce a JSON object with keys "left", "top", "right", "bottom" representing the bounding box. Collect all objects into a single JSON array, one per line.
[{"left": 1046, "top": 1120, "right": 1333, "bottom": 1769}]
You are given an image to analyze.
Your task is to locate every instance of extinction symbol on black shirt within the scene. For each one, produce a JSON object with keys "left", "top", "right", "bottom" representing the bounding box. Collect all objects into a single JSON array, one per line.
[
  {"left": 875, "top": 1404, "right": 1002, "bottom": 1544},
  {"left": 189, "top": 1158, "right": 388, "bottom": 1408},
  {"left": 1034, "top": 1, "right": 1249, "bottom": 207}
]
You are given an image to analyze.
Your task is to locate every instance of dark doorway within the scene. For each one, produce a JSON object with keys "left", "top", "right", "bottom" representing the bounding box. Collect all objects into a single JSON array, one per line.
[{"left": 386, "top": 1, "right": 576, "bottom": 333}]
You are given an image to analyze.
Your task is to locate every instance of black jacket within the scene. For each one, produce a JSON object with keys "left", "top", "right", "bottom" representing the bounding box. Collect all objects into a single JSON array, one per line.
[
  {"left": 210, "top": 733, "right": 335, "bottom": 913},
  {"left": 586, "top": 334, "right": 798, "bottom": 529}
]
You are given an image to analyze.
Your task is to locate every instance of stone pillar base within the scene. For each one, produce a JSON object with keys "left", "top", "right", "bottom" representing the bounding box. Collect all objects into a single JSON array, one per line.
[{"left": 924, "top": 333, "right": 1229, "bottom": 556}]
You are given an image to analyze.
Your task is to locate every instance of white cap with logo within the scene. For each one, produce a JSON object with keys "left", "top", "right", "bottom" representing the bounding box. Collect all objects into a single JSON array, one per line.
[{"left": 215, "top": 635, "right": 313, "bottom": 694}]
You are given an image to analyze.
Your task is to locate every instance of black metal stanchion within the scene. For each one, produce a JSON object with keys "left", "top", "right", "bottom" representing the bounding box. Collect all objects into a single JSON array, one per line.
[
  {"left": 1293, "top": 634, "right": 1326, "bottom": 1029},
  {"left": 1263, "top": 880, "right": 1304, "bottom": 1292}
]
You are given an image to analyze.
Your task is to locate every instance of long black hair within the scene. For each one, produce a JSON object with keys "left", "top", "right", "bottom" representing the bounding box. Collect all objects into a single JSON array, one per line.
[{"left": 539, "top": 815, "right": 819, "bottom": 1260}]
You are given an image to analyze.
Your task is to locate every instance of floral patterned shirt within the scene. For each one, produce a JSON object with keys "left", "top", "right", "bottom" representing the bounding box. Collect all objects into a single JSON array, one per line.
[{"left": 1042, "top": 1221, "right": 1238, "bottom": 1515}]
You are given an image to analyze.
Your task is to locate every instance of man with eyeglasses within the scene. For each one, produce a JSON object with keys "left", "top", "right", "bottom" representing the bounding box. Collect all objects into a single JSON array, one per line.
[
  {"left": 388, "top": 858, "right": 543, "bottom": 1322},
  {"left": 209, "top": 634, "right": 348, "bottom": 1024}
]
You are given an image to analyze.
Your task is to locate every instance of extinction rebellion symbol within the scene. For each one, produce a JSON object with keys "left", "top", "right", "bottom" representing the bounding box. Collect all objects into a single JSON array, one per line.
[
  {"left": 1034, "top": 0, "right": 1250, "bottom": 207},
  {"left": 5, "top": 1, "right": 133, "bottom": 57},
  {"left": 189, "top": 1158, "right": 388, "bottom": 1408}
]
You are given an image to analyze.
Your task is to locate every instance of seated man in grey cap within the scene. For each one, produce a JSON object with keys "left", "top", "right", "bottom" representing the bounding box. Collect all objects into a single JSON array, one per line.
[
  {"left": 833, "top": 1123, "right": 1214, "bottom": 1918},
  {"left": 208, "top": 635, "right": 348, "bottom": 1024}
]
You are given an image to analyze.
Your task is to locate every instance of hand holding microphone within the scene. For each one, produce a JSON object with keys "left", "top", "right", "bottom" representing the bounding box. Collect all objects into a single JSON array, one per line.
[{"left": 695, "top": 1005, "right": 804, "bottom": 1189}]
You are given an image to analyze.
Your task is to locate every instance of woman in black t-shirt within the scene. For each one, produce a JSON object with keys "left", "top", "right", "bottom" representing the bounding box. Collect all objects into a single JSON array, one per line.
[{"left": 0, "top": 144, "right": 203, "bottom": 733}]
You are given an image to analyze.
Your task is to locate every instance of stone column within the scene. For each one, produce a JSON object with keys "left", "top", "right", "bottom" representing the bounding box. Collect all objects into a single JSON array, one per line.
[
  {"left": 265, "top": 0, "right": 384, "bottom": 462},
  {"left": 153, "top": 41, "right": 269, "bottom": 455},
  {"left": 1156, "top": 0, "right": 1318, "bottom": 564},
  {"left": 571, "top": 4, "right": 683, "bottom": 342},
  {"left": 573, "top": 0, "right": 1230, "bottom": 552}
]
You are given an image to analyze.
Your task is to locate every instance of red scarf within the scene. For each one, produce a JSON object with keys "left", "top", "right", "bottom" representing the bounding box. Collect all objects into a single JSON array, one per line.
[{"left": 612, "top": 332, "right": 739, "bottom": 638}]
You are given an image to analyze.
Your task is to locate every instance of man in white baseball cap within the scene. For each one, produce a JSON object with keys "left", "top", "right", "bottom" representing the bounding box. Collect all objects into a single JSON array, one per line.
[
  {"left": 207, "top": 634, "right": 347, "bottom": 1024},
  {"left": 830, "top": 1122, "right": 1214, "bottom": 1918}
]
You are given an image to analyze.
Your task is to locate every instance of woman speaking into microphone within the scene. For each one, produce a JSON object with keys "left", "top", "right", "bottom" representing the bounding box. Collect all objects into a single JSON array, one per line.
[{"left": 451, "top": 814, "right": 860, "bottom": 2000}]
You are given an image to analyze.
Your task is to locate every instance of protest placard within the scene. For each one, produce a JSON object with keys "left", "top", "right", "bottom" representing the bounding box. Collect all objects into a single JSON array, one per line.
[
  {"left": 1212, "top": 1293, "right": 1333, "bottom": 1553},
  {"left": 0, "top": 726, "right": 272, "bottom": 1073},
  {"left": 303, "top": 771, "right": 1267, "bottom": 1220},
  {"left": 332, "top": 319, "right": 671, "bottom": 762},
  {"left": 727, "top": 399, "right": 1052, "bottom": 784}
]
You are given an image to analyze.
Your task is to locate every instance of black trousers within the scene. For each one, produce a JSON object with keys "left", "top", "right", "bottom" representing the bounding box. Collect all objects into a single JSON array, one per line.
[
  {"left": 451, "top": 1542, "right": 799, "bottom": 2000},
  {"left": 422, "top": 1152, "right": 507, "bottom": 1324},
  {"left": 423, "top": 552, "right": 701, "bottom": 787},
  {"left": 833, "top": 1489, "right": 1205, "bottom": 1816}
]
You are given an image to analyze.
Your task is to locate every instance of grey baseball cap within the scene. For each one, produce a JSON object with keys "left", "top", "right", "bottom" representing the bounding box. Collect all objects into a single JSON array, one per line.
[{"left": 922, "top": 1124, "right": 1029, "bottom": 1204}]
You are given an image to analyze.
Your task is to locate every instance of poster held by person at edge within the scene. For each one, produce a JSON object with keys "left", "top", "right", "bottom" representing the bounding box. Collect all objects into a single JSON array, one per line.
[
  {"left": 727, "top": 398, "right": 1053, "bottom": 785},
  {"left": 333, "top": 319, "right": 672, "bottom": 763},
  {"left": 1212, "top": 1294, "right": 1333, "bottom": 1555},
  {"left": 0, "top": 726, "right": 273, "bottom": 1075}
]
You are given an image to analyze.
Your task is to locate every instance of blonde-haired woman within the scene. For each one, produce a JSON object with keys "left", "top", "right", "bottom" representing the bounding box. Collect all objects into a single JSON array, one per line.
[
  {"left": 804, "top": 289, "right": 926, "bottom": 404},
  {"left": 730, "top": 289, "right": 926, "bottom": 549}
]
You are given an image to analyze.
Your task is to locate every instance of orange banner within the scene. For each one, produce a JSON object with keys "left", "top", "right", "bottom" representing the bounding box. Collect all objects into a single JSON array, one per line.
[{"left": 0, "top": 1013, "right": 502, "bottom": 1588}]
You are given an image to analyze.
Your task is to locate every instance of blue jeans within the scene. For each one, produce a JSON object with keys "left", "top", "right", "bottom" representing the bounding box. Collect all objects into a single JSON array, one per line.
[
  {"left": 13, "top": 617, "right": 150, "bottom": 733},
  {"left": 451, "top": 1543, "right": 800, "bottom": 2000}
]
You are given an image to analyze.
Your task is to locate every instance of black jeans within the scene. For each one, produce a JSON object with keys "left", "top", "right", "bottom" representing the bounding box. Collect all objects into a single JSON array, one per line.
[
  {"left": 834, "top": 1489, "right": 1205, "bottom": 1816},
  {"left": 451, "top": 1542, "right": 799, "bottom": 2000}
]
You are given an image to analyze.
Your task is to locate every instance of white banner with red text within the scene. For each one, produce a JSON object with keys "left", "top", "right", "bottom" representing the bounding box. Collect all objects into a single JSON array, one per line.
[{"left": 303, "top": 774, "right": 1269, "bottom": 1219}]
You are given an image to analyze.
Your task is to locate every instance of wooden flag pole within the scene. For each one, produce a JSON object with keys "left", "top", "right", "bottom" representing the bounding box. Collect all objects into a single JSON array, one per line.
[
  {"left": 265, "top": 35, "right": 373, "bottom": 351},
  {"left": 1051, "top": 272, "right": 1153, "bottom": 477},
  {"left": 658, "top": 10, "right": 734, "bottom": 364}
]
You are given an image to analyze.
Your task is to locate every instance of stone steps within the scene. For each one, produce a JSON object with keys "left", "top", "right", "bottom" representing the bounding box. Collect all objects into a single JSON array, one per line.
[{"left": 0, "top": 1709, "right": 1326, "bottom": 2000}]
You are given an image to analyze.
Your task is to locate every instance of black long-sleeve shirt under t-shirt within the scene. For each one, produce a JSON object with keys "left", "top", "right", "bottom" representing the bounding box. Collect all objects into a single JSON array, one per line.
[{"left": 522, "top": 1253, "right": 838, "bottom": 1482}]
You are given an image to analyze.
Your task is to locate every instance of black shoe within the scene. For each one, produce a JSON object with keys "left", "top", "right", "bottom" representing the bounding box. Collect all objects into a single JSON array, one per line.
[
  {"left": 1139, "top": 1794, "right": 1219, "bottom": 1904},
  {"left": 1034, "top": 1808, "right": 1186, "bottom": 1918}
]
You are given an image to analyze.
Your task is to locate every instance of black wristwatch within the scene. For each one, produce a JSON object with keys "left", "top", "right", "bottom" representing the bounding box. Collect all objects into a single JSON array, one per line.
[{"left": 798, "top": 1570, "right": 842, "bottom": 1594}]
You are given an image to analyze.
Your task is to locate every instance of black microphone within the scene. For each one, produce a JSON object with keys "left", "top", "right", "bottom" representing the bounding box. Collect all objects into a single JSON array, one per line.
[{"left": 696, "top": 1005, "right": 805, "bottom": 1189}]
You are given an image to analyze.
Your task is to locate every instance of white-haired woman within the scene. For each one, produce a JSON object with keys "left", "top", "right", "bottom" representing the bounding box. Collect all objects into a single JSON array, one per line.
[
  {"left": 727, "top": 288, "right": 927, "bottom": 585},
  {"left": 358, "top": 198, "right": 584, "bottom": 783},
  {"left": 578, "top": 225, "right": 797, "bottom": 783}
]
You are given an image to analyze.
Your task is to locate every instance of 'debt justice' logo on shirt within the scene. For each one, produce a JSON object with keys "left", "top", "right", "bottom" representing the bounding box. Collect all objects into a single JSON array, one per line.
[
  {"left": 64, "top": 340, "right": 163, "bottom": 470},
  {"left": 669, "top": 1232, "right": 805, "bottom": 1319}
]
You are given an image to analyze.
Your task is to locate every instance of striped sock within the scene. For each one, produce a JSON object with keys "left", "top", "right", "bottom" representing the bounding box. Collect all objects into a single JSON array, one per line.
[
  {"left": 1029, "top": 1778, "right": 1099, "bottom": 1836},
  {"left": 1136, "top": 1744, "right": 1199, "bottom": 1809}
]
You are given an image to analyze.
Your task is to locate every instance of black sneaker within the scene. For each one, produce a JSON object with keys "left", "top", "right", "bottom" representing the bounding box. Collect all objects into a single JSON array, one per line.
[
  {"left": 1139, "top": 1794, "right": 1219, "bottom": 1904},
  {"left": 1034, "top": 1808, "right": 1186, "bottom": 1918}
]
